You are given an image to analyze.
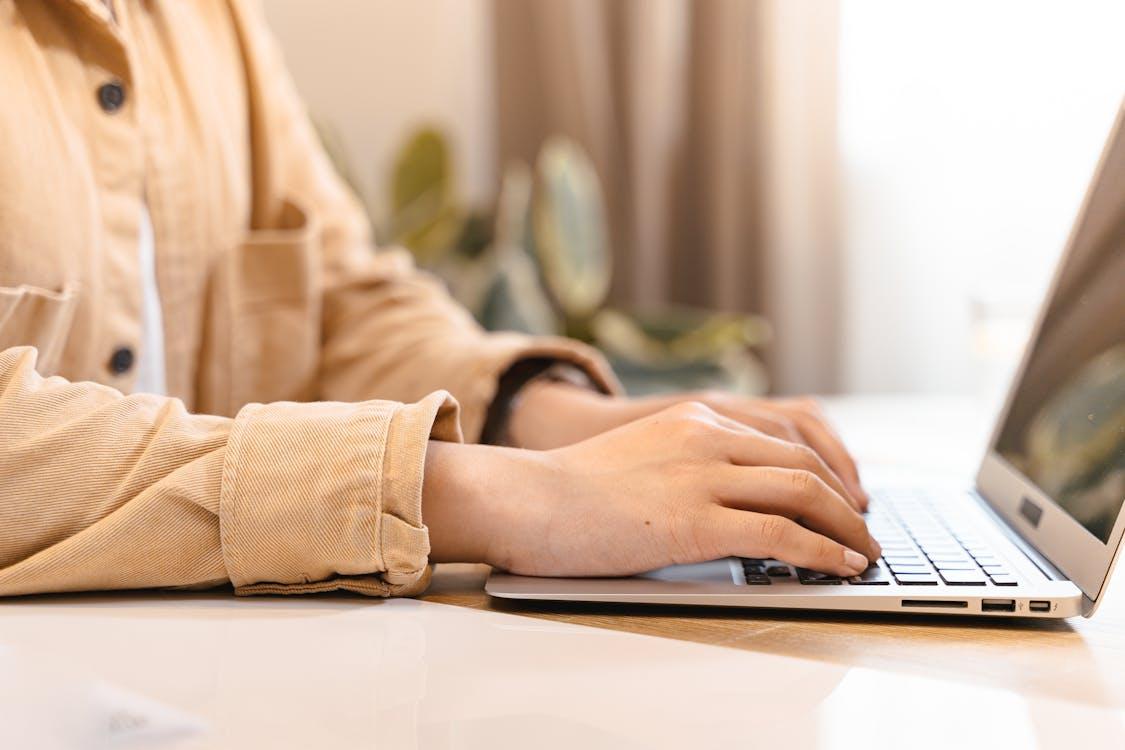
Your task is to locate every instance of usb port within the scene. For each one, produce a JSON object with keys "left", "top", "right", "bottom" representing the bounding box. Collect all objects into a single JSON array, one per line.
[
  {"left": 982, "top": 599, "right": 1015, "bottom": 613},
  {"left": 1029, "top": 600, "right": 1051, "bottom": 613}
]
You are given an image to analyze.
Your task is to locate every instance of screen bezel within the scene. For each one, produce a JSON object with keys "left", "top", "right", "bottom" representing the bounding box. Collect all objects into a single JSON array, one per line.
[{"left": 976, "top": 100, "right": 1125, "bottom": 609}]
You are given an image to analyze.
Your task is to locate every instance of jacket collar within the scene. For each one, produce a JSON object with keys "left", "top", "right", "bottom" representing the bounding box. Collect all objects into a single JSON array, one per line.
[{"left": 50, "top": 0, "right": 128, "bottom": 52}]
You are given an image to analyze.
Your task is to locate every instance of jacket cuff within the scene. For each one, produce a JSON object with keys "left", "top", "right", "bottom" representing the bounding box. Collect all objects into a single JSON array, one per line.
[
  {"left": 219, "top": 391, "right": 462, "bottom": 597},
  {"left": 459, "top": 333, "right": 624, "bottom": 442}
]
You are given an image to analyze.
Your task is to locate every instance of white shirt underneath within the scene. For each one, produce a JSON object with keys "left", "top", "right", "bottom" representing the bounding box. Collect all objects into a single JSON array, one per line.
[{"left": 133, "top": 204, "right": 167, "bottom": 395}]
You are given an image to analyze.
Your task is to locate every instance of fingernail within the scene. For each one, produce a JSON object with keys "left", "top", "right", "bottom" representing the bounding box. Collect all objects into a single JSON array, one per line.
[{"left": 844, "top": 549, "right": 868, "bottom": 574}]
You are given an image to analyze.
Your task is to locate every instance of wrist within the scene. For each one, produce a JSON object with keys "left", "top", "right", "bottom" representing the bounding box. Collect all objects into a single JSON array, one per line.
[
  {"left": 422, "top": 440, "right": 551, "bottom": 568},
  {"left": 507, "top": 380, "right": 626, "bottom": 450}
]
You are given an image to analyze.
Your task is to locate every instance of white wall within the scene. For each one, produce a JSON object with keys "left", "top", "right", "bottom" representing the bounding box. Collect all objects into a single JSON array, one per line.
[
  {"left": 263, "top": 0, "right": 496, "bottom": 215},
  {"left": 838, "top": 1, "right": 1125, "bottom": 398}
]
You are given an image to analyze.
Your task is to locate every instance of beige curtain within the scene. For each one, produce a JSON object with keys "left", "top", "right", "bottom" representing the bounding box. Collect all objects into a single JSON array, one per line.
[{"left": 492, "top": 0, "right": 842, "bottom": 393}]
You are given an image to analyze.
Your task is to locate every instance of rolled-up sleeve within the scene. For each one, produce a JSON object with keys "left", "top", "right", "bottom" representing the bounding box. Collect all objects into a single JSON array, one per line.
[
  {"left": 0, "top": 346, "right": 460, "bottom": 598},
  {"left": 220, "top": 390, "right": 461, "bottom": 596}
]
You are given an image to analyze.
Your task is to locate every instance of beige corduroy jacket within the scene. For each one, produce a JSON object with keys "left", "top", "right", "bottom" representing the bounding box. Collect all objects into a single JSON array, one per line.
[{"left": 0, "top": 0, "right": 619, "bottom": 598}]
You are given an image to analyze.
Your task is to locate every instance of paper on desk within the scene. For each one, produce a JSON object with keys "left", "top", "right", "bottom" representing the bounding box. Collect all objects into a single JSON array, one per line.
[{"left": 0, "top": 644, "right": 206, "bottom": 750}]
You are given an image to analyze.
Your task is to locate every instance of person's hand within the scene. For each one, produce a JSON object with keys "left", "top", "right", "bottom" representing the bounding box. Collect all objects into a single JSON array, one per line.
[
  {"left": 507, "top": 382, "right": 869, "bottom": 511},
  {"left": 424, "top": 402, "right": 880, "bottom": 578}
]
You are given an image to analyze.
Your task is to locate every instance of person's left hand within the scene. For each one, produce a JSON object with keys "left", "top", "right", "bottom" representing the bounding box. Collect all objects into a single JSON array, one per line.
[{"left": 506, "top": 382, "right": 869, "bottom": 511}]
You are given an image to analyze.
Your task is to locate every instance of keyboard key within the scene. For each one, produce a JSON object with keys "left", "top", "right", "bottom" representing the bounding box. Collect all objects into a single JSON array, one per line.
[
  {"left": 744, "top": 573, "right": 771, "bottom": 585},
  {"left": 884, "top": 555, "right": 923, "bottom": 565},
  {"left": 918, "top": 546, "right": 963, "bottom": 557},
  {"left": 766, "top": 565, "right": 791, "bottom": 577},
  {"left": 888, "top": 563, "right": 930, "bottom": 574},
  {"left": 972, "top": 555, "right": 999, "bottom": 566},
  {"left": 913, "top": 536, "right": 949, "bottom": 545},
  {"left": 981, "top": 564, "right": 1009, "bottom": 575},
  {"left": 895, "top": 573, "right": 939, "bottom": 585},
  {"left": 878, "top": 543, "right": 915, "bottom": 552},
  {"left": 989, "top": 575, "right": 1018, "bottom": 586},
  {"left": 797, "top": 569, "right": 843, "bottom": 585},
  {"left": 919, "top": 543, "right": 961, "bottom": 553},
  {"left": 939, "top": 570, "right": 987, "bottom": 586},
  {"left": 848, "top": 567, "right": 892, "bottom": 585},
  {"left": 933, "top": 561, "right": 978, "bottom": 571},
  {"left": 927, "top": 553, "right": 972, "bottom": 563}
]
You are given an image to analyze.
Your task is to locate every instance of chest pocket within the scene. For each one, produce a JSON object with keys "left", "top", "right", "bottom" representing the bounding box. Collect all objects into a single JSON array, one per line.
[
  {"left": 197, "top": 199, "right": 322, "bottom": 417},
  {"left": 0, "top": 283, "right": 79, "bottom": 376}
]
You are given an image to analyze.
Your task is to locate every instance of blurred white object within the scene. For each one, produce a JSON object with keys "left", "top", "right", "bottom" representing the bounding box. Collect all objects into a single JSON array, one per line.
[
  {"left": 838, "top": 0, "right": 1125, "bottom": 394},
  {"left": 969, "top": 283, "right": 1037, "bottom": 413},
  {"left": 0, "top": 645, "right": 206, "bottom": 750}
]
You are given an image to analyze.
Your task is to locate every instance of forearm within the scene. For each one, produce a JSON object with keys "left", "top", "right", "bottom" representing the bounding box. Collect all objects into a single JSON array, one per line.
[
  {"left": 506, "top": 379, "right": 631, "bottom": 450},
  {"left": 422, "top": 441, "right": 551, "bottom": 567}
]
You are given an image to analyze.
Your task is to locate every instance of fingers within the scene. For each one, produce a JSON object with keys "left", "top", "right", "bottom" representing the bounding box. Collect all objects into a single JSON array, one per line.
[
  {"left": 667, "top": 398, "right": 868, "bottom": 514},
  {"left": 709, "top": 421, "right": 857, "bottom": 515},
  {"left": 770, "top": 400, "right": 868, "bottom": 510},
  {"left": 705, "top": 508, "right": 869, "bottom": 577},
  {"left": 711, "top": 465, "right": 880, "bottom": 561},
  {"left": 725, "top": 411, "right": 803, "bottom": 444},
  {"left": 705, "top": 408, "right": 864, "bottom": 513}
]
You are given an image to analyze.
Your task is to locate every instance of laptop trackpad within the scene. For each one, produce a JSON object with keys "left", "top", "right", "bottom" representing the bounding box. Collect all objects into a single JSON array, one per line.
[{"left": 636, "top": 559, "right": 739, "bottom": 584}]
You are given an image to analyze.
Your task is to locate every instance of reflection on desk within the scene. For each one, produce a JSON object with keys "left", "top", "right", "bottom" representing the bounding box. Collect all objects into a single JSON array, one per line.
[{"left": 1, "top": 595, "right": 1123, "bottom": 749}]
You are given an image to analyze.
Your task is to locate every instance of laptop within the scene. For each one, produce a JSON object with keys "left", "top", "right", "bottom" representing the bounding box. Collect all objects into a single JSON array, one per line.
[{"left": 487, "top": 100, "right": 1125, "bottom": 619}]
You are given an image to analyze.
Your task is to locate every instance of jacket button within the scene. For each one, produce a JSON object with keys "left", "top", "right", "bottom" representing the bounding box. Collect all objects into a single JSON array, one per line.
[
  {"left": 108, "top": 346, "right": 135, "bottom": 375},
  {"left": 97, "top": 80, "right": 126, "bottom": 113}
]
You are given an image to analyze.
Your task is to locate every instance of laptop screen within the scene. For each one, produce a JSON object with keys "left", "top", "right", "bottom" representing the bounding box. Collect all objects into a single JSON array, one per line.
[{"left": 993, "top": 144, "right": 1125, "bottom": 543}]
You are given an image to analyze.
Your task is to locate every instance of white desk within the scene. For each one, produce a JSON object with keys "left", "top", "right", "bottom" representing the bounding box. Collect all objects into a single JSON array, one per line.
[{"left": 2, "top": 396, "right": 1124, "bottom": 749}]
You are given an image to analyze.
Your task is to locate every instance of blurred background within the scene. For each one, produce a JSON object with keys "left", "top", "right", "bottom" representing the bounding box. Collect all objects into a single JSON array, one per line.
[{"left": 264, "top": 0, "right": 1124, "bottom": 407}]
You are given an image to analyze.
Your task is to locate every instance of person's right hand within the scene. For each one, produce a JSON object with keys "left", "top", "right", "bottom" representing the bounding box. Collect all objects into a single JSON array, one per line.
[{"left": 423, "top": 401, "right": 881, "bottom": 578}]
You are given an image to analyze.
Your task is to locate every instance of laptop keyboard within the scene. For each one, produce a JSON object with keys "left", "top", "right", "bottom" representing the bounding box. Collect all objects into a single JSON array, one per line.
[{"left": 740, "top": 490, "right": 1019, "bottom": 587}]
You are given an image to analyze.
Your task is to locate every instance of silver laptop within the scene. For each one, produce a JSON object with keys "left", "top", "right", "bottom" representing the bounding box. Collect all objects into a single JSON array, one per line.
[{"left": 488, "top": 101, "right": 1125, "bottom": 619}]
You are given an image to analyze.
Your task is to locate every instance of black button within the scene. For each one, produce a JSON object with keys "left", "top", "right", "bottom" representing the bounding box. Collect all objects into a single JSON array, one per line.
[
  {"left": 847, "top": 566, "right": 892, "bottom": 585},
  {"left": 108, "top": 346, "right": 135, "bottom": 375},
  {"left": 97, "top": 80, "right": 126, "bottom": 113},
  {"left": 938, "top": 570, "right": 987, "bottom": 586},
  {"left": 796, "top": 568, "right": 842, "bottom": 585}
]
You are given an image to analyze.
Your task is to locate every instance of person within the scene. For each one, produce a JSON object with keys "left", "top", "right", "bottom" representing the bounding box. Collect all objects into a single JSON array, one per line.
[{"left": 0, "top": 0, "right": 878, "bottom": 599}]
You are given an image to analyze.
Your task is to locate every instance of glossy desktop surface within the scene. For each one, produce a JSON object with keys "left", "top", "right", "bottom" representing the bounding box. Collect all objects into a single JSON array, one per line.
[{"left": 2, "top": 593, "right": 1124, "bottom": 750}]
